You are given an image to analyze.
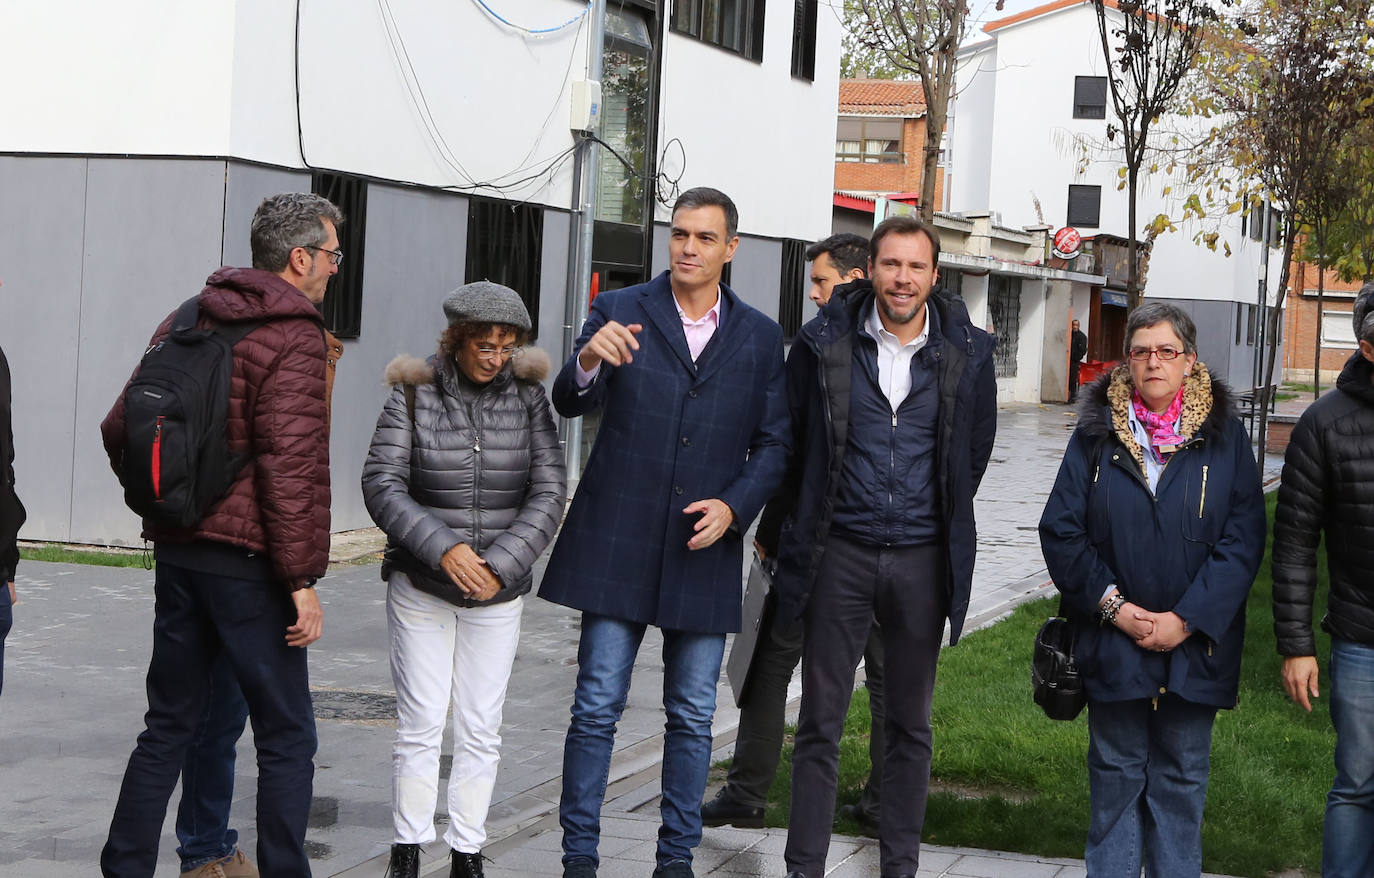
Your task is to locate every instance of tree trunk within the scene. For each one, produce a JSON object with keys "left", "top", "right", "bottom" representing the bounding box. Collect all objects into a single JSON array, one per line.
[
  {"left": 1127, "top": 166, "right": 1141, "bottom": 310},
  {"left": 1315, "top": 263, "right": 1325, "bottom": 399},
  {"left": 1256, "top": 230, "right": 1297, "bottom": 474}
]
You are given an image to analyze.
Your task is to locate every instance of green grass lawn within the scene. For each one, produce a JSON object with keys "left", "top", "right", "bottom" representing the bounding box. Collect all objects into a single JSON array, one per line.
[
  {"left": 19, "top": 544, "right": 151, "bottom": 568},
  {"left": 756, "top": 494, "right": 1333, "bottom": 877}
]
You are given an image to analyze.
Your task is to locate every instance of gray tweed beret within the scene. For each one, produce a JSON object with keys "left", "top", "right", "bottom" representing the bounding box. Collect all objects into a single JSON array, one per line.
[
  {"left": 442, "top": 280, "right": 532, "bottom": 332},
  {"left": 1354, "top": 282, "right": 1374, "bottom": 342}
]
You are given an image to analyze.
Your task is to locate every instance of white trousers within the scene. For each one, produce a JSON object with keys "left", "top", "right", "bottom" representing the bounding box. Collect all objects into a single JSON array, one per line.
[{"left": 386, "top": 572, "right": 523, "bottom": 852}]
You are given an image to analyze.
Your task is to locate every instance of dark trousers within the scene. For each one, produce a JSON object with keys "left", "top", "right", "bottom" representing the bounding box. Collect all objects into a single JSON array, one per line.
[
  {"left": 176, "top": 657, "right": 250, "bottom": 871},
  {"left": 722, "top": 591, "right": 885, "bottom": 817},
  {"left": 785, "top": 537, "right": 946, "bottom": 878},
  {"left": 100, "top": 560, "right": 317, "bottom": 878}
]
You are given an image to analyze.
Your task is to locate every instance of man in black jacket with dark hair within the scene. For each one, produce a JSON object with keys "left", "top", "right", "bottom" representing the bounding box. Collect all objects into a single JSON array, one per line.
[
  {"left": 776, "top": 216, "right": 996, "bottom": 878},
  {"left": 1274, "top": 280, "right": 1374, "bottom": 878}
]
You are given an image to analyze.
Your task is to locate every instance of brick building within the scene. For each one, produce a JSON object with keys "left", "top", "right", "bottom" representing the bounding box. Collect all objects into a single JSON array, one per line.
[
  {"left": 1282, "top": 260, "right": 1367, "bottom": 384},
  {"left": 834, "top": 78, "right": 945, "bottom": 209}
]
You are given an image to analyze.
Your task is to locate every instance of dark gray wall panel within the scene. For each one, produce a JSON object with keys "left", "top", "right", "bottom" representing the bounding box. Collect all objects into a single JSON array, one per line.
[
  {"left": 223, "top": 164, "right": 312, "bottom": 267},
  {"left": 729, "top": 236, "right": 783, "bottom": 320},
  {"left": 0, "top": 157, "right": 88, "bottom": 542},
  {"left": 538, "top": 209, "right": 571, "bottom": 386},
  {"left": 72, "top": 159, "right": 230, "bottom": 545},
  {"left": 326, "top": 184, "right": 469, "bottom": 532}
]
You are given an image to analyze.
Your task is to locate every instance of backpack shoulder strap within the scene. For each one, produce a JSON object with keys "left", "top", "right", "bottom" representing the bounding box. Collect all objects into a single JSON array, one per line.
[
  {"left": 172, "top": 296, "right": 265, "bottom": 347},
  {"left": 171, "top": 296, "right": 202, "bottom": 332}
]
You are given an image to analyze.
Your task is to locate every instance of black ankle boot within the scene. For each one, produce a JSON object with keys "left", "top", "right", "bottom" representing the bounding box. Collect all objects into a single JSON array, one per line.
[
  {"left": 450, "top": 849, "right": 486, "bottom": 878},
  {"left": 385, "top": 843, "right": 420, "bottom": 878}
]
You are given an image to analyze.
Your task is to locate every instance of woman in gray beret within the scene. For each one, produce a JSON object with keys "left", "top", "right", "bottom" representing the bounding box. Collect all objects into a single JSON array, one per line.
[{"left": 362, "top": 281, "right": 567, "bottom": 878}]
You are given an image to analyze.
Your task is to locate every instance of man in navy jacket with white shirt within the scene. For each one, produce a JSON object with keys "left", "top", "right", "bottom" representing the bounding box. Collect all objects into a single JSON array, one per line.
[
  {"left": 774, "top": 215, "right": 996, "bottom": 878},
  {"left": 541, "top": 187, "right": 789, "bottom": 878}
]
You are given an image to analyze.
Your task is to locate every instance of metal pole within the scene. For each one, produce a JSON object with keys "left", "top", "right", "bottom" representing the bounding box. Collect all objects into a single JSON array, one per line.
[{"left": 562, "top": 0, "right": 606, "bottom": 484}]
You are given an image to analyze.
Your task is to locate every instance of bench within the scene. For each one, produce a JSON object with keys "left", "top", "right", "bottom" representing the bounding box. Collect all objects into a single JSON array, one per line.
[{"left": 1237, "top": 383, "right": 1278, "bottom": 441}]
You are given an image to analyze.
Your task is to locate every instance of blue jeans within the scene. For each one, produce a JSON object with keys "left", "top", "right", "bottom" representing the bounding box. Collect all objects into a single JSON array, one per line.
[
  {"left": 176, "top": 656, "right": 250, "bottom": 871},
  {"left": 1086, "top": 696, "right": 1217, "bottom": 877},
  {"left": 1325, "top": 638, "right": 1374, "bottom": 878},
  {"left": 100, "top": 560, "right": 317, "bottom": 878},
  {"left": 560, "top": 613, "right": 725, "bottom": 869}
]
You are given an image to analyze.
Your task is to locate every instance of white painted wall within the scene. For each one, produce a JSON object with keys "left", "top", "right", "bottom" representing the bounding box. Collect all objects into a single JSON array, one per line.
[
  {"left": 654, "top": 6, "right": 842, "bottom": 239},
  {"left": 1, "top": 0, "right": 838, "bottom": 242}
]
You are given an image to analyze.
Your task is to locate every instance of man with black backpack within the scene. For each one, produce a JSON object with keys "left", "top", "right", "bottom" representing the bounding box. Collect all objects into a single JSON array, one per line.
[{"left": 98, "top": 193, "right": 341, "bottom": 878}]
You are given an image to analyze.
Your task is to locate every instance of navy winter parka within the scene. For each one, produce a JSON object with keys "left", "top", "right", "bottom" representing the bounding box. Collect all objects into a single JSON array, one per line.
[
  {"left": 538, "top": 272, "right": 790, "bottom": 634},
  {"left": 1039, "top": 364, "right": 1266, "bottom": 708},
  {"left": 769, "top": 281, "right": 997, "bottom": 644}
]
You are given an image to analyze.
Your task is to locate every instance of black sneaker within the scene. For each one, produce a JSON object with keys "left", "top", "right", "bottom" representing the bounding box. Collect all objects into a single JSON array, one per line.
[
  {"left": 838, "top": 803, "right": 880, "bottom": 838},
  {"left": 450, "top": 849, "right": 487, "bottom": 878},
  {"left": 699, "top": 787, "right": 765, "bottom": 829},
  {"left": 384, "top": 843, "right": 420, "bottom": 878},
  {"left": 563, "top": 859, "right": 597, "bottom": 878},
  {"left": 651, "top": 861, "right": 694, "bottom": 878}
]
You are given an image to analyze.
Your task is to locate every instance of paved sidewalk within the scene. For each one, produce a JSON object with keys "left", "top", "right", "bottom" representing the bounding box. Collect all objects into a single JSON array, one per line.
[{"left": 0, "top": 403, "right": 1245, "bottom": 877}]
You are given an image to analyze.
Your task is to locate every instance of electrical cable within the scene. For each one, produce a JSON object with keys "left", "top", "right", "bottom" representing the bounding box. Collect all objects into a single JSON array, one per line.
[
  {"left": 654, "top": 137, "right": 686, "bottom": 205},
  {"left": 469, "top": 0, "right": 591, "bottom": 35}
]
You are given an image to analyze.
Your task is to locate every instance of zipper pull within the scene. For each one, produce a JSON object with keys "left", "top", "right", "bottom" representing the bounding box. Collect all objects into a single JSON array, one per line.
[
  {"left": 1199, "top": 465, "right": 1209, "bottom": 518},
  {"left": 891, "top": 412, "right": 898, "bottom": 428},
  {"left": 1093, "top": 463, "right": 1100, "bottom": 484}
]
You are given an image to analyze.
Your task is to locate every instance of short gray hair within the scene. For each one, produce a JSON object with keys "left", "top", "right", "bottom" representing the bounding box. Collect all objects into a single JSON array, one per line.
[
  {"left": 1123, "top": 302, "right": 1198, "bottom": 358},
  {"left": 1354, "top": 282, "right": 1374, "bottom": 345},
  {"left": 250, "top": 193, "right": 344, "bottom": 272}
]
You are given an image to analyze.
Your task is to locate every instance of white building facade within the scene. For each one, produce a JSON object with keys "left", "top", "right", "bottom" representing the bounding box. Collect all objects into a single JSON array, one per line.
[
  {"left": 947, "top": 0, "right": 1286, "bottom": 402},
  {"left": 0, "top": 0, "right": 841, "bottom": 546}
]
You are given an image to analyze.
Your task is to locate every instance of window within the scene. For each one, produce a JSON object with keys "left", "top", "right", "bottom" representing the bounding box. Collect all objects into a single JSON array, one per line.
[
  {"left": 1247, "top": 304, "right": 1257, "bottom": 346},
  {"left": 940, "top": 268, "right": 964, "bottom": 300},
  {"left": 671, "top": 0, "right": 765, "bottom": 62},
  {"left": 1067, "top": 185, "right": 1102, "bottom": 228},
  {"left": 989, "top": 275, "right": 1021, "bottom": 378},
  {"left": 1269, "top": 207, "right": 1284, "bottom": 248},
  {"left": 1249, "top": 202, "right": 1263, "bottom": 241},
  {"left": 597, "top": 8, "right": 653, "bottom": 226},
  {"left": 836, "top": 118, "right": 903, "bottom": 163},
  {"left": 465, "top": 198, "right": 544, "bottom": 339},
  {"left": 1235, "top": 301, "right": 1243, "bottom": 345},
  {"left": 778, "top": 239, "right": 807, "bottom": 339},
  {"left": 311, "top": 173, "right": 367, "bottom": 338},
  {"left": 1073, "top": 76, "right": 1108, "bottom": 119},
  {"left": 1322, "top": 310, "right": 1358, "bottom": 348},
  {"left": 790, "top": 0, "right": 817, "bottom": 80}
]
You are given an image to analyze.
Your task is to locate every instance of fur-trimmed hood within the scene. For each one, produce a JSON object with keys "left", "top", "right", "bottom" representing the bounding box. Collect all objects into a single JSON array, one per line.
[
  {"left": 1075, "top": 361, "right": 1238, "bottom": 472},
  {"left": 383, "top": 346, "right": 551, "bottom": 387}
]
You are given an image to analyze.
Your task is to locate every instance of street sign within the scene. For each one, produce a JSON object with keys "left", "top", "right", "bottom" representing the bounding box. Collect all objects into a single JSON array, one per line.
[{"left": 1053, "top": 226, "right": 1082, "bottom": 259}]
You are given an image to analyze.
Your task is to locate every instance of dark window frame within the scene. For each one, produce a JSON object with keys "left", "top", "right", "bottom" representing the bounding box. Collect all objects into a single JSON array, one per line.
[
  {"left": 1073, "top": 76, "right": 1108, "bottom": 119},
  {"left": 311, "top": 172, "right": 367, "bottom": 339},
  {"left": 465, "top": 197, "right": 545, "bottom": 340},
  {"left": 790, "top": 0, "right": 817, "bottom": 80},
  {"left": 670, "top": 0, "right": 766, "bottom": 63},
  {"left": 1067, "top": 184, "right": 1102, "bottom": 228}
]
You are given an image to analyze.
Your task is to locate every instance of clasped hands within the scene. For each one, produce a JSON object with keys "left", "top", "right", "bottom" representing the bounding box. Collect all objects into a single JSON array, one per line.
[
  {"left": 441, "top": 543, "right": 502, "bottom": 600},
  {"left": 1108, "top": 597, "right": 1190, "bottom": 653}
]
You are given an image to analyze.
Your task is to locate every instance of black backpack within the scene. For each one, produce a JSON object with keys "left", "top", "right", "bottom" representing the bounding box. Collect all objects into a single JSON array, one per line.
[{"left": 116, "top": 296, "right": 264, "bottom": 528}]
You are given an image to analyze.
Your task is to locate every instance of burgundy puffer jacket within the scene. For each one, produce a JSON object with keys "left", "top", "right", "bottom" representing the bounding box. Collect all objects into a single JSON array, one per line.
[{"left": 101, "top": 267, "right": 331, "bottom": 590}]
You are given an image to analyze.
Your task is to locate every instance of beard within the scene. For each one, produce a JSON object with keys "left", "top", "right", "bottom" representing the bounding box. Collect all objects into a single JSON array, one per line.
[{"left": 878, "top": 291, "right": 922, "bottom": 326}]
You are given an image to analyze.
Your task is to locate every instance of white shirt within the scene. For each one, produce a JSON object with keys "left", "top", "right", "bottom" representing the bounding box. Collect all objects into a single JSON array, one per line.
[{"left": 864, "top": 301, "right": 930, "bottom": 411}]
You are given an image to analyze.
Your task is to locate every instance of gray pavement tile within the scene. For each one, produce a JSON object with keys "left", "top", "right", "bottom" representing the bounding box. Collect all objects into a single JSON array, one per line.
[{"left": 945, "top": 853, "right": 1064, "bottom": 877}]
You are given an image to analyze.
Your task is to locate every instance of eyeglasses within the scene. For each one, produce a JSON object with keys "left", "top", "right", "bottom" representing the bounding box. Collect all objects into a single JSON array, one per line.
[
  {"left": 1128, "top": 346, "right": 1185, "bottom": 361},
  {"left": 302, "top": 245, "right": 344, "bottom": 266},
  {"left": 474, "top": 345, "right": 524, "bottom": 361}
]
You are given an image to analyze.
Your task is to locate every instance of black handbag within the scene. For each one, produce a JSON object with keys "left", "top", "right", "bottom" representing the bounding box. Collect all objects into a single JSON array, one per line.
[{"left": 1032, "top": 601, "right": 1087, "bottom": 721}]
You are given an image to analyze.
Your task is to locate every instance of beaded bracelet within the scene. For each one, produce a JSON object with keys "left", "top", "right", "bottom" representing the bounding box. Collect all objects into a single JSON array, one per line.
[{"left": 1098, "top": 593, "right": 1126, "bottom": 625}]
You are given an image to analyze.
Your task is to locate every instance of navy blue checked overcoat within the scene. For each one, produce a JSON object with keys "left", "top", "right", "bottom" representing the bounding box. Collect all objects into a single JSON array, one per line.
[{"left": 539, "top": 271, "right": 790, "bottom": 633}]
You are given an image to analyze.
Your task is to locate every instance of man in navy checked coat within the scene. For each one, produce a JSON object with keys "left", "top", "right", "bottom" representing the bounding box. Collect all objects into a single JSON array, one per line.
[{"left": 541, "top": 187, "right": 789, "bottom": 878}]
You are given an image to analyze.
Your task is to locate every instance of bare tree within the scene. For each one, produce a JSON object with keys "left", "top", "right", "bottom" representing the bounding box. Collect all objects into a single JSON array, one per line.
[
  {"left": 1091, "top": 0, "right": 1220, "bottom": 310},
  {"left": 845, "top": 0, "right": 969, "bottom": 222},
  {"left": 1186, "top": 0, "right": 1374, "bottom": 469}
]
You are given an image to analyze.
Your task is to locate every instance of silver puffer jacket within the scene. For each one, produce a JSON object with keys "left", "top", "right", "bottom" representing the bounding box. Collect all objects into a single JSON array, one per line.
[{"left": 361, "top": 348, "right": 566, "bottom": 607}]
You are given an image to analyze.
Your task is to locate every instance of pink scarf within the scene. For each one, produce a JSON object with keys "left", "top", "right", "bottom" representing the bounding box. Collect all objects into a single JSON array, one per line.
[{"left": 1132, "top": 387, "right": 1186, "bottom": 463}]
